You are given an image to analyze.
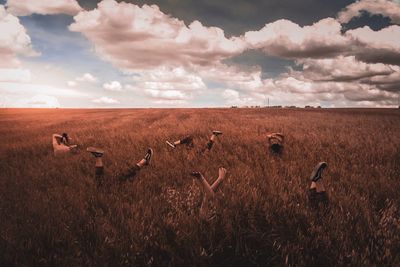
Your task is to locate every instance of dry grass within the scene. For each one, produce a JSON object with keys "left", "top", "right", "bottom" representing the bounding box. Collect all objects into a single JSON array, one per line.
[{"left": 0, "top": 108, "right": 399, "bottom": 266}]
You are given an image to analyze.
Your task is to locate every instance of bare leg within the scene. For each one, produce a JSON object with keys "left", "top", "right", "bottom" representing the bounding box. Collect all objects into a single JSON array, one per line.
[
  {"left": 87, "top": 147, "right": 105, "bottom": 186},
  {"left": 211, "top": 167, "right": 227, "bottom": 191},
  {"left": 167, "top": 136, "right": 193, "bottom": 148},
  {"left": 136, "top": 159, "right": 146, "bottom": 168},
  {"left": 206, "top": 134, "right": 216, "bottom": 150},
  {"left": 94, "top": 158, "right": 104, "bottom": 185},
  {"left": 204, "top": 131, "right": 223, "bottom": 151},
  {"left": 310, "top": 181, "right": 317, "bottom": 190},
  {"left": 119, "top": 148, "right": 153, "bottom": 181},
  {"left": 196, "top": 174, "right": 215, "bottom": 198}
]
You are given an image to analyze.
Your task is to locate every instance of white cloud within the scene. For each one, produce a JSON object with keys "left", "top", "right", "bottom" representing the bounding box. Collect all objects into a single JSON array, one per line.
[
  {"left": 0, "top": 68, "right": 31, "bottom": 82},
  {"left": 0, "top": 62, "right": 91, "bottom": 108},
  {"left": 67, "top": 80, "right": 77, "bottom": 87},
  {"left": 295, "top": 56, "right": 395, "bottom": 82},
  {"left": 145, "top": 89, "right": 186, "bottom": 100},
  {"left": 92, "top": 96, "right": 120, "bottom": 104},
  {"left": 131, "top": 67, "right": 206, "bottom": 101},
  {"left": 198, "top": 64, "right": 264, "bottom": 91},
  {"left": 0, "top": 5, "right": 38, "bottom": 67},
  {"left": 6, "top": 0, "right": 82, "bottom": 16},
  {"left": 0, "top": 82, "right": 87, "bottom": 97},
  {"left": 346, "top": 25, "right": 400, "bottom": 51},
  {"left": 338, "top": 0, "right": 400, "bottom": 24},
  {"left": 69, "top": 0, "right": 245, "bottom": 71},
  {"left": 103, "top": 80, "right": 122, "bottom": 91},
  {"left": 222, "top": 89, "right": 262, "bottom": 106},
  {"left": 76, "top": 72, "right": 97, "bottom": 83},
  {"left": 152, "top": 99, "right": 187, "bottom": 105},
  {"left": 13, "top": 95, "right": 60, "bottom": 108},
  {"left": 345, "top": 25, "right": 400, "bottom": 65},
  {"left": 244, "top": 18, "right": 349, "bottom": 59}
]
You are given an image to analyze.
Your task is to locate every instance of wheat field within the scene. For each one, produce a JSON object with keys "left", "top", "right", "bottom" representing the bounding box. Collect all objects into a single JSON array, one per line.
[{"left": 0, "top": 108, "right": 399, "bottom": 266}]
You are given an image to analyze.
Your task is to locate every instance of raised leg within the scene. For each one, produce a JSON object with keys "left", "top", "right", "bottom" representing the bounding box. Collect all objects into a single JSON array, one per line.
[
  {"left": 87, "top": 147, "right": 105, "bottom": 186},
  {"left": 119, "top": 148, "right": 153, "bottom": 181},
  {"left": 211, "top": 167, "right": 227, "bottom": 191},
  {"left": 204, "top": 130, "right": 223, "bottom": 152}
]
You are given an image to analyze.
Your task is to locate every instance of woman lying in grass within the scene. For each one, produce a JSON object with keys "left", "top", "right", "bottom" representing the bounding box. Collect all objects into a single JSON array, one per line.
[
  {"left": 308, "top": 161, "right": 329, "bottom": 210},
  {"left": 190, "top": 167, "right": 227, "bottom": 221},
  {"left": 166, "top": 130, "right": 223, "bottom": 154},
  {"left": 266, "top": 132, "right": 284, "bottom": 154},
  {"left": 52, "top": 133, "right": 78, "bottom": 156},
  {"left": 86, "top": 147, "right": 153, "bottom": 186}
]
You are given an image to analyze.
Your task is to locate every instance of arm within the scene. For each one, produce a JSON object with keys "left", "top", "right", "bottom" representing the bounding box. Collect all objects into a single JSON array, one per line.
[
  {"left": 275, "top": 133, "right": 284, "bottom": 141},
  {"left": 52, "top": 134, "right": 62, "bottom": 146}
]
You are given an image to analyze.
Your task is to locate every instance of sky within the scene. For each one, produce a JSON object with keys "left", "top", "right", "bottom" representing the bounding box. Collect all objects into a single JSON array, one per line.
[{"left": 0, "top": 0, "right": 399, "bottom": 108}]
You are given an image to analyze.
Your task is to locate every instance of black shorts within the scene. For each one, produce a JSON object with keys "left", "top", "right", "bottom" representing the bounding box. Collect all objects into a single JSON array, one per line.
[{"left": 308, "top": 188, "right": 329, "bottom": 210}]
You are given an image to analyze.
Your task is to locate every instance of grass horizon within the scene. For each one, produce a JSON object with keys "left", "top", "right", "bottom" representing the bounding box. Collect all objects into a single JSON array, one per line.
[{"left": 1, "top": 108, "right": 399, "bottom": 266}]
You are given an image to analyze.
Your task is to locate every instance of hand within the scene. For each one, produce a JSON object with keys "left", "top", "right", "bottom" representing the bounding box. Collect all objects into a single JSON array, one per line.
[
  {"left": 218, "top": 167, "right": 227, "bottom": 178},
  {"left": 190, "top": 171, "right": 203, "bottom": 179}
]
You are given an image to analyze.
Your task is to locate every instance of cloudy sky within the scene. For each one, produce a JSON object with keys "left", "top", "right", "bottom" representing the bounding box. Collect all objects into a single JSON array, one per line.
[{"left": 0, "top": 0, "right": 399, "bottom": 108}]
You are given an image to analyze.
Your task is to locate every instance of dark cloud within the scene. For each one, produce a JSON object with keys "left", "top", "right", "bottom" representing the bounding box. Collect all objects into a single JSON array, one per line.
[
  {"left": 342, "top": 11, "right": 393, "bottom": 31},
  {"left": 354, "top": 49, "right": 400, "bottom": 66},
  {"left": 78, "top": 0, "right": 355, "bottom": 35},
  {"left": 223, "top": 50, "right": 295, "bottom": 78}
]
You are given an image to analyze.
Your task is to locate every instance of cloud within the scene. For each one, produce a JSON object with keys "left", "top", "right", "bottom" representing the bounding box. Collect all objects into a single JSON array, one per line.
[
  {"left": 76, "top": 72, "right": 97, "bottom": 83},
  {"left": 0, "top": 82, "right": 87, "bottom": 97},
  {"left": 259, "top": 57, "right": 399, "bottom": 106},
  {"left": 345, "top": 25, "right": 400, "bottom": 65},
  {"left": 130, "top": 67, "right": 206, "bottom": 101},
  {"left": 6, "top": 0, "right": 82, "bottom": 16},
  {"left": 145, "top": 89, "right": 187, "bottom": 100},
  {"left": 0, "top": 68, "right": 31, "bottom": 82},
  {"left": 338, "top": 0, "right": 400, "bottom": 24},
  {"left": 66, "top": 72, "right": 98, "bottom": 88},
  {"left": 103, "top": 81, "right": 122, "bottom": 91},
  {"left": 92, "top": 96, "right": 119, "bottom": 104},
  {"left": 14, "top": 95, "right": 60, "bottom": 108},
  {"left": 69, "top": 0, "right": 245, "bottom": 71},
  {"left": 0, "top": 62, "right": 91, "bottom": 108},
  {"left": 222, "top": 89, "right": 260, "bottom": 106},
  {"left": 244, "top": 18, "right": 349, "bottom": 59},
  {"left": 198, "top": 64, "right": 264, "bottom": 91},
  {"left": 67, "top": 80, "right": 77, "bottom": 87},
  {"left": 295, "top": 56, "right": 395, "bottom": 82},
  {"left": 0, "top": 5, "right": 38, "bottom": 67}
]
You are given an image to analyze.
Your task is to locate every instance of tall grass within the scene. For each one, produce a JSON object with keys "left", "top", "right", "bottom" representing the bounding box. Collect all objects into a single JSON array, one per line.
[{"left": 0, "top": 108, "right": 399, "bottom": 266}]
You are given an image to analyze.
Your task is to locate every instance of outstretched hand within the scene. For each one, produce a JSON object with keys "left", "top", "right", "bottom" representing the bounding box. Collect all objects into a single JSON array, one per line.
[{"left": 218, "top": 167, "right": 227, "bottom": 178}]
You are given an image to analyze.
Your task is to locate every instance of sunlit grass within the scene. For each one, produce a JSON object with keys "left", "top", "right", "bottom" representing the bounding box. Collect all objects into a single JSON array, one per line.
[{"left": 0, "top": 108, "right": 399, "bottom": 266}]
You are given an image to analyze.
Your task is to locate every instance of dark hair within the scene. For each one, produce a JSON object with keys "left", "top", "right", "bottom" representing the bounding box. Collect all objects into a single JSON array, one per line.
[
  {"left": 61, "top": 132, "right": 69, "bottom": 144},
  {"left": 271, "top": 143, "right": 282, "bottom": 154}
]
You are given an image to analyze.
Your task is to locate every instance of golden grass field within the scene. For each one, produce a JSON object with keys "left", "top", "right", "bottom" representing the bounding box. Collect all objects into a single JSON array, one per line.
[{"left": 0, "top": 108, "right": 399, "bottom": 266}]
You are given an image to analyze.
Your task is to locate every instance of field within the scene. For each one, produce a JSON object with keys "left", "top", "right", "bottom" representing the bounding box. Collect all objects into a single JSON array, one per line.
[{"left": 0, "top": 108, "right": 399, "bottom": 266}]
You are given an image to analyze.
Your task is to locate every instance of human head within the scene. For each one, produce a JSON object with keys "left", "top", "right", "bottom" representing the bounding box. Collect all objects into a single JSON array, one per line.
[
  {"left": 61, "top": 132, "right": 69, "bottom": 144},
  {"left": 271, "top": 143, "right": 282, "bottom": 154}
]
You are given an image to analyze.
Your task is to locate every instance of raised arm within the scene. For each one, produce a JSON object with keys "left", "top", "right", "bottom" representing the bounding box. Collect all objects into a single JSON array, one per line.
[
  {"left": 275, "top": 133, "right": 284, "bottom": 141},
  {"left": 52, "top": 134, "right": 62, "bottom": 146}
]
